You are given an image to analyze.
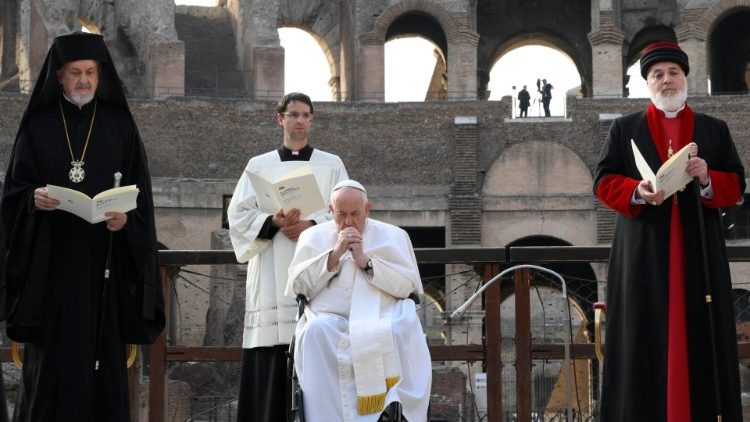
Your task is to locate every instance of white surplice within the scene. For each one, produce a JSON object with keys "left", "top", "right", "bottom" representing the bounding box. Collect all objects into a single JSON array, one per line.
[
  {"left": 228, "top": 149, "right": 348, "bottom": 348},
  {"left": 287, "top": 219, "right": 432, "bottom": 422}
]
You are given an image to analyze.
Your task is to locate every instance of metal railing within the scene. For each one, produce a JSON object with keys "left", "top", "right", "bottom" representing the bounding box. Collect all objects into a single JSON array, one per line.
[
  {"left": 5, "top": 245, "right": 750, "bottom": 421},
  {"left": 149, "top": 245, "right": 750, "bottom": 422}
]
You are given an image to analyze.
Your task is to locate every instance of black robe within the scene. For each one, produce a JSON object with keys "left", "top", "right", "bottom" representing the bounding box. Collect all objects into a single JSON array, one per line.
[
  {"left": 2, "top": 97, "right": 164, "bottom": 421},
  {"left": 594, "top": 110, "right": 745, "bottom": 421}
]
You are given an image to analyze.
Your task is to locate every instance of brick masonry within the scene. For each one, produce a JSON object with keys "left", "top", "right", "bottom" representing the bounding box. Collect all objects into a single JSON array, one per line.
[{"left": 2, "top": 93, "right": 749, "bottom": 196}]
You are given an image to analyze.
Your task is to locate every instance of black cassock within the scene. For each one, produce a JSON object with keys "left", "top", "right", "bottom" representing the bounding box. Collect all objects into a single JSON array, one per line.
[
  {"left": 594, "top": 110, "right": 745, "bottom": 421},
  {"left": 2, "top": 97, "right": 164, "bottom": 421}
]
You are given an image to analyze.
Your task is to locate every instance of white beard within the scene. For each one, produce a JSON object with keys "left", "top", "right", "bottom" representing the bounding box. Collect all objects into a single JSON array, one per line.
[
  {"left": 70, "top": 92, "right": 95, "bottom": 107},
  {"left": 651, "top": 85, "right": 687, "bottom": 112}
]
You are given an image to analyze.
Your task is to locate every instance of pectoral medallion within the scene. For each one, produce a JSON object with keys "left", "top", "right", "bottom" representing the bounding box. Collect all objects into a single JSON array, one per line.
[
  {"left": 69, "top": 161, "right": 85, "bottom": 183},
  {"left": 59, "top": 99, "right": 97, "bottom": 185}
]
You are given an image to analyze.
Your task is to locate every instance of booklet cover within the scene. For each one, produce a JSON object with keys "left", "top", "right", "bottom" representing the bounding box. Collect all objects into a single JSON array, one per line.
[
  {"left": 247, "top": 165, "right": 326, "bottom": 219},
  {"left": 47, "top": 184, "right": 140, "bottom": 224},
  {"left": 631, "top": 139, "right": 695, "bottom": 198}
]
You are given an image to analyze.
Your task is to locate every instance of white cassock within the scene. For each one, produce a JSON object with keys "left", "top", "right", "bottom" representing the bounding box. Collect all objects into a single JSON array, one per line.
[
  {"left": 228, "top": 149, "right": 348, "bottom": 348},
  {"left": 287, "top": 219, "right": 432, "bottom": 422}
]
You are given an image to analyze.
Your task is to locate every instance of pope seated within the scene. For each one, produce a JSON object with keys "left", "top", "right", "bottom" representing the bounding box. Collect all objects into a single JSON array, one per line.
[{"left": 286, "top": 180, "right": 432, "bottom": 422}]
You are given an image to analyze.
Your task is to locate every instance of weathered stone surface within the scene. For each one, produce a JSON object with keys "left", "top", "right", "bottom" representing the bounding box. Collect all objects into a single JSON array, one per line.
[{"left": 4, "top": 1, "right": 748, "bottom": 101}]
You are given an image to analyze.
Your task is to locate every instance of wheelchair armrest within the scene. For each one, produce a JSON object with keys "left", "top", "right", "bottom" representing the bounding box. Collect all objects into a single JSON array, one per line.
[{"left": 296, "top": 294, "right": 309, "bottom": 319}]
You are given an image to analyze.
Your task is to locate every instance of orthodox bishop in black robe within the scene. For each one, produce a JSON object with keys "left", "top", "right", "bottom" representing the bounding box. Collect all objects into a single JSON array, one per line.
[
  {"left": 1, "top": 32, "right": 164, "bottom": 421},
  {"left": 594, "top": 41, "right": 744, "bottom": 422}
]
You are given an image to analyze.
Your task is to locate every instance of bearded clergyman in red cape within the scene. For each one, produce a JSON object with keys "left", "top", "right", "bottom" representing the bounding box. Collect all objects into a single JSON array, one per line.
[{"left": 594, "top": 41, "right": 745, "bottom": 422}]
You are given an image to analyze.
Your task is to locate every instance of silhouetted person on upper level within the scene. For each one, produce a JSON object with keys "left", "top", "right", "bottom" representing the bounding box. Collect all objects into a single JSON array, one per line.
[{"left": 518, "top": 85, "right": 530, "bottom": 117}]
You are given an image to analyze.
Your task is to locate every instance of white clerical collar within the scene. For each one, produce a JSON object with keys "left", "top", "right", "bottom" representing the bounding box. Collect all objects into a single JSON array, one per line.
[{"left": 657, "top": 103, "right": 686, "bottom": 119}]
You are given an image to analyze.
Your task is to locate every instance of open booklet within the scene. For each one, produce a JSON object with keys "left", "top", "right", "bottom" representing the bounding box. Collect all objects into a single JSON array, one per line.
[
  {"left": 47, "top": 184, "right": 140, "bottom": 224},
  {"left": 631, "top": 139, "right": 696, "bottom": 199},
  {"left": 247, "top": 165, "right": 326, "bottom": 219}
]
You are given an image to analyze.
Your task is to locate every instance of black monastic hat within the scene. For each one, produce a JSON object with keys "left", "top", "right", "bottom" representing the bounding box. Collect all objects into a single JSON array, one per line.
[
  {"left": 639, "top": 41, "right": 690, "bottom": 79},
  {"left": 52, "top": 31, "right": 109, "bottom": 67},
  {"left": 17, "top": 31, "right": 129, "bottom": 132}
]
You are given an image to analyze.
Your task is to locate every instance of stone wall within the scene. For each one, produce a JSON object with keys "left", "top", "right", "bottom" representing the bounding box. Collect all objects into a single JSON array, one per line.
[
  {"left": 3, "top": 91, "right": 749, "bottom": 255},
  {"left": 3, "top": 93, "right": 750, "bottom": 192},
  {"left": 5, "top": 1, "right": 750, "bottom": 101}
]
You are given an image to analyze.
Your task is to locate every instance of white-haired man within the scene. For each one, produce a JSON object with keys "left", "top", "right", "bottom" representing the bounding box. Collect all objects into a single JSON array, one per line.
[
  {"left": 286, "top": 180, "right": 431, "bottom": 422},
  {"left": 594, "top": 41, "right": 744, "bottom": 421},
  {"left": 2, "top": 31, "right": 164, "bottom": 421}
]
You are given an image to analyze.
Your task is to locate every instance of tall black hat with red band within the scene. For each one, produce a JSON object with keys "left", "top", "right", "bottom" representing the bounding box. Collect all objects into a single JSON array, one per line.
[{"left": 639, "top": 41, "right": 690, "bottom": 79}]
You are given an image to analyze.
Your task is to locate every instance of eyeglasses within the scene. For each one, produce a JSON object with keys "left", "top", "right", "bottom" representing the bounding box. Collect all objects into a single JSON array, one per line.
[{"left": 281, "top": 112, "right": 313, "bottom": 120}]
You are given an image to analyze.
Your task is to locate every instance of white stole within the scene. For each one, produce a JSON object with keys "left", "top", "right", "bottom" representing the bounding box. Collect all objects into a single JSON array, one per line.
[{"left": 348, "top": 261, "right": 400, "bottom": 415}]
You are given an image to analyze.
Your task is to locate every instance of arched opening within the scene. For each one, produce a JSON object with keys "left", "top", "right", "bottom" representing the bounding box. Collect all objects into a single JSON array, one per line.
[
  {"left": 278, "top": 27, "right": 333, "bottom": 101},
  {"left": 625, "top": 62, "right": 651, "bottom": 98},
  {"left": 500, "top": 236, "right": 599, "bottom": 419},
  {"left": 175, "top": 1, "right": 245, "bottom": 97},
  {"left": 385, "top": 37, "right": 440, "bottom": 102},
  {"left": 709, "top": 7, "right": 750, "bottom": 94},
  {"left": 384, "top": 12, "right": 446, "bottom": 102},
  {"left": 505, "top": 236, "right": 598, "bottom": 309},
  {"left": 402, "top": 226, "right": 446, "bottom": 346},
  {"left": 488, "top": 44, "right": 581, "bottom": 118}
]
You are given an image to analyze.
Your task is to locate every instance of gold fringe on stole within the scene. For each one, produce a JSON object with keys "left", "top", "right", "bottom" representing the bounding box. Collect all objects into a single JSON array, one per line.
[
  {"left": 357, "top": 392, "right": 386, "bottom": 415},
  {"left": 357, "top": 376, "right": 402, "bottom": 415}
]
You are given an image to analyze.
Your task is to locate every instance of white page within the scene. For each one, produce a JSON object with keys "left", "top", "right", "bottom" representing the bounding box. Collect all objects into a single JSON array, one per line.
[
  {"left": 654, "top": 142, "right": 694, "bottom": 198},
  {"left": 630, "top": 139, "right": 694, "bottom": 198},
  {"left": 91, "top": 187, "right": 139, "bottom": 223},
  {"left": 631, "top": 139, "right": 656, "bottom": 188},
  {"left": 47, "top": 184, "right": 139, "bottom": 223},
  {"left": 274, "top": 170, "right": 325, "bottom": 219},
  {"left": 247, "top": 171, "right": 281, "bottom": 213},
  {"left": 246, "top": 165, "right": 325, "bottom": 218},
  {"left": 47, "top": 185, "right": 93, "bottom": 221}
]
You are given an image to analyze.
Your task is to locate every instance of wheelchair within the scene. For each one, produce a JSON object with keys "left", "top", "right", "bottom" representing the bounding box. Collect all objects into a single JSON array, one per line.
[{"left": 288, "top": 294, "right": 416, "bottom": 422}]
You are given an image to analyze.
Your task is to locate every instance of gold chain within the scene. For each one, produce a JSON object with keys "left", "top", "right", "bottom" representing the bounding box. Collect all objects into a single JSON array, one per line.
[{"left": 58, "top": 99, "right": 97, "bottom": 164}]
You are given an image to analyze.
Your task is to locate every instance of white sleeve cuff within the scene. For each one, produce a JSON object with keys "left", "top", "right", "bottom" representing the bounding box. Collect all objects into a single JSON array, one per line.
[
  {"left": 700, "top": 177, "right": 713, "bottom": 199},
  {"left": 631, "top": 188, "right": 646, "bottom": 205}
]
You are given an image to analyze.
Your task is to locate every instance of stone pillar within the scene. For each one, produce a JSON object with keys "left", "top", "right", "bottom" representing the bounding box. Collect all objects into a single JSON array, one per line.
[
  {"left": 356, "top": 42, "right": 384, "bottom": 101},
  {"left": 677, "top": 37, "right": 708, "bottom": 96},
  {"left": 1, "top": 0, "right": 19, "bottom": 89},
  {"left": 328, "top": 75, "right": 341, "bottom": 101},
  {"left": 588, "top": 26, "right": 624, "bottom": 97},
  {"left": 150, "top": 40, "right": 185, "bottom": 99},
  {"left": 446, "top": 31, "right": 479, "bottom": 101},
  {"left": 17, "top": 0, "right": 50, "bottom": 92},
  {"left": 252, "top": 45, "right": 284, "bottom": 100},
  {"left": 676, "top": 8, "right": 709, "bottom": 96}
]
